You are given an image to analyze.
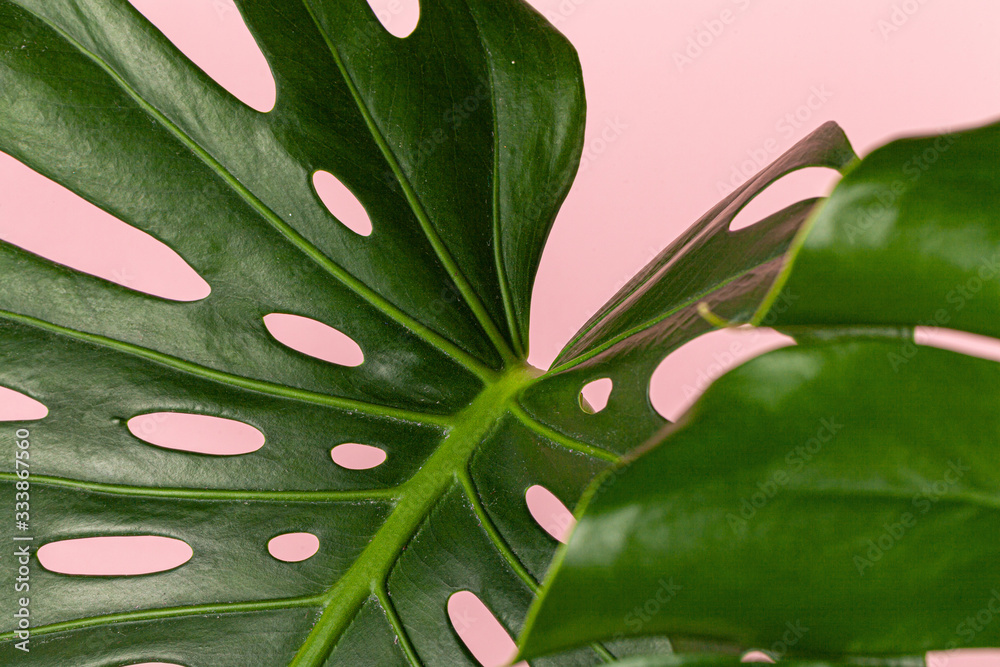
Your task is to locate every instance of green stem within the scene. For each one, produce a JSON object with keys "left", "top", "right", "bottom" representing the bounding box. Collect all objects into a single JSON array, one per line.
[{"left": 288, "top": 365, "right": 539, "bottom": 666}]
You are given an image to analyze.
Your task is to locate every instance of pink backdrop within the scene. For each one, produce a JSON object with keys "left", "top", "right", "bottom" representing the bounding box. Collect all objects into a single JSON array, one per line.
[{"left": 3, "top": 0, "right": 1000, "bottom": 664}]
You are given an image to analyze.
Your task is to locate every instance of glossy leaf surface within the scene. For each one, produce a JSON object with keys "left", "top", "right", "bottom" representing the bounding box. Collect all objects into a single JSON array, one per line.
[
  {"left": 0, "top": 0, "right": 902, "bottom": 665},
  {"left": 0, "top": 1, "right": 628, "bottom": 664},
  {"left": 521, "top": 122, "right": 1000, "bottom": 662},
  {"left": 761, "top": 120, "right": 1000, "bottom": 337}
]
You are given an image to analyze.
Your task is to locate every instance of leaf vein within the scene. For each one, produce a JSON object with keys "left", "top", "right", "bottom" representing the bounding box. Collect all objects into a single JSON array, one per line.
[
  {"left": 11, "top": 3, "right": 498, "bottom": 382},
  {"left": 0, "top": 473, "right": 399, "bottom": 502},
  {"left": 0, "top": 309, "right": 453, "bottom": 426},
  {"left": 0, "top": 595, "right": 325, "bottom": 643},
  {"left": 299, "top": 0, "right": 519, "bottom": 365}
]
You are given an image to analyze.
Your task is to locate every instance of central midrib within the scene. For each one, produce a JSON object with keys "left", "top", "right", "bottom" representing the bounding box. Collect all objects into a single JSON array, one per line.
[{"left": 288, "top": 364, "right": 542, "bottom": 666}]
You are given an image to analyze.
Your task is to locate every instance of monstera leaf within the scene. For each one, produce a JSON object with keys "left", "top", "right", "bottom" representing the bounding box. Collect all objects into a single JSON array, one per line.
[
  {"left": 0, "top": 0, "right": 862, "bottom": 665},
  {"left": 520, "top": 121, "right": 1000, "bottom": 663}
]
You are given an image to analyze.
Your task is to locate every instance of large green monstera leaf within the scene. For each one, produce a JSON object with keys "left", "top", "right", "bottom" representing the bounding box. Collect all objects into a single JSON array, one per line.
[
  {"left": 521, "top": 120, "right": 1000, "bottom": 663},
  {"left": 0, "top": 0, "right": 865, "bottom": 665}
]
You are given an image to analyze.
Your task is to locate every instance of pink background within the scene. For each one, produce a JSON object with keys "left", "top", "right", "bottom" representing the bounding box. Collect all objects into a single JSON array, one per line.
[{"left": 3, "top": 0, "right": 1000, "bottom": 664}]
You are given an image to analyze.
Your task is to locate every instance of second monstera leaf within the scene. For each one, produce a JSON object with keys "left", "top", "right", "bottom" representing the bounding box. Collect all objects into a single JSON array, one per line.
[{"left": 520, "top": 120, "right": 1000, "bottom": 664}]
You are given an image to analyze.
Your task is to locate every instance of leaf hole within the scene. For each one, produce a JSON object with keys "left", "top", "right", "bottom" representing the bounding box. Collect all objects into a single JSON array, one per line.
[
  {"left": 313, "top": 170, "right": 374, "bottom": 236},
  {"left": 37, "top": 536, "right": 192, "bottom": 576},
  {"left": 915, "top": 327, "right": 1000, "bottom": 363},
  {"left": 124, "top": 664, "right": 186, "bottom": 667},
  {"left": 331, "top": 443, "right": 387, "bottom": 470},
  {"left": 728, "top": 167, "right": 840, "bottom": 232},
  {"left": 650, "top": 326, "right": 796, "bottom": 422},
  {"left": 127, "top": 413, "right": 264, "bottom": 456},
  {"left": 268, "top": 532, "right": 320, "bottom": 563},
  {"left": 741, "top": 651, "right": 775, "bottom": 663},
  {"left": 365, "top": 0, "right": 421, "bottom": 39},
  {"left": 0, "top": 387, "right": 48, "bottom": 421},
  {"left": 579, "top": 377, "right": 612, "bottom": 414},
  {"left": 0, "top": 153, "right": 211, "bottom": 301},
  {"left": 447, "top": 591, "right": 526, "bottom": 667},
  {"left": 264, "top": 313, "right": 365, "bottom": 367},
  {"left": 127, "top": 0, "right": 276, "bottom": 112},
  {"left": 927, "top": 649, "right": 1000, "bottom": 667},
  {"left": 525, "top": 485, "right": 575, "bottom": 544}
]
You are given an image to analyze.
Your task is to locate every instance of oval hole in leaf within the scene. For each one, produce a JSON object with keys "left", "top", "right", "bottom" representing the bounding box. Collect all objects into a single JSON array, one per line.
[
  {"left": 0, "top": 154, "right": 211, "bottom": 302},
  {"left": 447, "top": 591, "right": 527, "bottom": 667},
  {"left": 331, "top": 443, "right": 387, "bottom": 470},
  {"left": 127, "top": 0, "right": 276, "bottom": 112},
  {"left": 579, "top": 377, "right": 612, "bottom": 414},
  {"left": 525, "top": 485, "right": 575, "bottom": 544},
  {"left": 366, "top": 0, "right": 421, "bottom": 39},
  {"left": 264, "top": 313, "right": 365, "bottom": 367},
  {"left": 741, "top": 651, "right": 775, "bottom": 663},
  {"left": 927, "top": 649, "right": 1000, "bottom": 667},
  {"left": 127, "top": 413, "right": 264, "bottom": 456},
  {"left": 38, "top": 536, "right": 192, "bottom": 576},
  {"left": 728, "top": 167, "right": 840, "bottom": 231},
  {"left": 0, "top": 387, "right": 48, "bottom": 421},
  {"left": 915, "top": 327, "right": 1000, "bottom": 363},
  {"left": 268, "top": 533, "right": 320, "bottom": 563},
  {"left": 650, "top": 326, "right": 796, "bottom": 422},
  {"left": 312, "top": 170, "right": 374, "bottom": 237},
  {"left": 125, "top": 664, "right": 186, "bottom": 667}
]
